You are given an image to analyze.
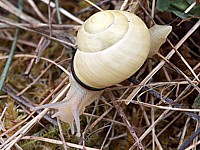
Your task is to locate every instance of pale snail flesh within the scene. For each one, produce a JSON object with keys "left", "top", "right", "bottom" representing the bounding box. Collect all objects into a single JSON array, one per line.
[{"left": 32, "top": 10, "right": 172, "bottom": 137}]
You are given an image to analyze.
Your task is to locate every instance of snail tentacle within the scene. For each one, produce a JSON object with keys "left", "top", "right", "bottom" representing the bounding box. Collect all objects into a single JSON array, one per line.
[
  {"left": 148, "top": 24, "right": 172, "bottom": 57},
  {"left": 32, "top": 75, "right": 103, "bottom": 136},
  {"left": 51, "top": 75, "right": 103, "bottom": 136}
]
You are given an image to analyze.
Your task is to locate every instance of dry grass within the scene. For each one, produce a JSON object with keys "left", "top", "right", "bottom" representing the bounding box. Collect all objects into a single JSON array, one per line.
[{"left": 0, "top": 0, "right": 199, "bottom": 149}]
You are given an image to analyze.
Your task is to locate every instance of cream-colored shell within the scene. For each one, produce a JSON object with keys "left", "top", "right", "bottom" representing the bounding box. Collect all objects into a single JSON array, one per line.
[{"left": 73, "top": 10, "right": 150, "bottom": 89}]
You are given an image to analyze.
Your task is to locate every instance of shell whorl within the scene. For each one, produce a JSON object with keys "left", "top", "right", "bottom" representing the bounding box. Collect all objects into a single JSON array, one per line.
[{"left": 73, "top": 10, "right": 150, "bottom": 89}]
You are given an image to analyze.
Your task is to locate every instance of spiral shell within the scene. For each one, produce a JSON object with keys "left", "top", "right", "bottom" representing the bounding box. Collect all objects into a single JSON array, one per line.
[{"left": 73, "top": 10, "right": 150, "bottom": 89}]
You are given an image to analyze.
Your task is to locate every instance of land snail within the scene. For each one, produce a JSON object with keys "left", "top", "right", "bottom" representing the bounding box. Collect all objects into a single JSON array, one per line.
[{"left": 32, "top": 10, "right": 172, "bottom": 136}]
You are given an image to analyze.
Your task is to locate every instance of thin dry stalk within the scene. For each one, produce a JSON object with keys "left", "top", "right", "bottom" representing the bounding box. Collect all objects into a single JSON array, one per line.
[
  {"left": 0, "top": 0, "right": 40, "bottom": 23},
  {"left": 83, "top": 113, "right": 126, "bottom": 126},
  {"left": 88, "top": 106, "right": 113, "bottom": 131},
  {"left": 146, "top": 113, "right": 182, "bottom": 147},
  {"left": 129, "top": 100, "right": 200, "bottom": 112},
  {"left": 178, "top": 117, "right": 191, "bottom": 148},
  {"left": 21, "top": 136, "right": 99, "bottom": 150},
  {"left": 17, "top": 62, "right": 53, "bottom": 96},
  {"left": 174, "top": 64, "right": 200, "bottom": 102},
  {"left": 193, "top": 112, "right": 200, "bottom": 150},
  {"left": 40, "top": 0, "right": 84, "bottom": 24},
  {"left": 157, "top": 53, "right": 200, "bottom": 93},
  {"left": 120, "top": 0, "right": 129, "bottom": 10},
  {"left": 151, "top": 0, "right": 156, "bottom": 19},
  {"left": 167, "top": 40, "right": 200, "bottom": 82},
  {"left": 0, "top": 54, "right": 70, "bottom": 75},
  {"left": 27, "top": 0, "right": 48, "bottom": 22},
  {"left": 100, "top": 111, "right": 117, "bottom": 149},
  {"left": 103, "top": 111, "right": 118, "bottom": 149},
  {"left": 130, "top": 110, "right": 170, "bottom": 149},
  {"left": 0, "top": 33, "right": 37, "bottom": 47},
  {"left": 0, "top": 84, "right": 70, "bottom": 149},
  {"left": 109, "top": 91, "right": 145, "bottom": 150},
  {"left": 23, "top": 36, "right": 50, "bottom": 75},
  {"left": 57, "top": 118, "right": 67, "bottom": 150},
  {"left": 0, "top": 74, "right": 69, "bottom": 139},
  {"left": 184, "top": 1, "right": 197, "bottom": 13},
  {"left": 185, "top": 140, "right": 200, "bottom": 150},
  {"left": 84, "top": 0, "right": 104, "bottom": 11},
  {"left": 0, "top": 16, "right": 76, "bottom": 48},
  {"left": 151, "top": 96, "right": 155, "bottom": 150},
  {"left": 0, "top": 22, "right": 80, "bottom": 30},
  {"left": 0, "top": 53, "right": 70, "bottom": 148},
  {"left": 126, "top": 19, "right": 200, "bottom": 104},
  {"left": 0, "top": 95, "right": 8, "bottom": 99}
]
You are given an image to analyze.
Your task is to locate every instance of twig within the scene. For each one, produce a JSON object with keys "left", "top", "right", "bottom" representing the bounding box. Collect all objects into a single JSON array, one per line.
[
  {"left": 88, "top": 106, "right": 113, "bottom": 131},
  {"left": 40, "top": 0, "right": 84, "bottom": 24},
  {"left": 81, "top": 99, "right": 100, "bottom": 148},
  {"left": 100, "top": 111, "right": 117, "bottom": 150},
  {"left": 0, "top": 16, "right": 76, "bottom": 48},
  {"left": 48, "top": 0, "right": 52, "bottom": 38},
  {"left": 0, "top": 0, "right": 40, "bottom": 23},
  {"left": 84, "top": 0, "right": 103, "bottom": 11},
  {"left": 0, "top": 54, "right": 70, "bottom": 76},
  {"left": 120, "top": 0, "right": 129, "bottom": 10},
  {"left": 185, "top": 140, "right": 200, "bottom": 150},
  {"left": 0, "top": 22, "right": 80, "bottom": 30},
  {"left": 128, "top": 76, "right": 200, "bottom": 122},
  {"left": 178, "top": 127, "right": 200, "bottom": 150},
  {"left": 171, "top": 63, "right": 200, "bottom": 103},
  {"left": 151, "top": 0, "right": 156, "bottom": 19},
  {"left": 146, "top": 113, "right": 182, "bottom": 147},
  {"left": 184, "top": 1, "right": 196, "bottom": 14},
  {"left": 21, "top": 136, "right": 99, "bottom": 150},
  {"left": 2, "top": 85, "right": 58, "bottom": 126},
  {"left": 151, "top": 96, "right": 155, "bottom": 150},
  {"left": 57, "top": 118, "right": 67, "bottom": 150},
  {"left": 157, "top": 53, "right": 200, "bottom": 92},
  {"left": 167, "top": 39, "right": 200, "bottom": 83},
  {"left": 27, "top": 0, "right": 48, "bottom": 22},
  {"left": 129, "top": 100, "right": 200, "bottom": 113},
  {"left": 178, "top": 117, "right": 191, "bottom": 148},
  {"left": 26, "top": 36, "right": 51, "bottom": 75},
  {"left": 0, "top": 34, "right": 37, "bottom": 47},
  {"left": 126, "top": 19, "right": 200, "bottom": 104},
  {"left": 130, "top": 110, "right": 170, "bottom": 149},
  {"left": 83, "top": 113, "right": 126, "bottom": 126},
  {"left": 108, "top": 91, "right": 145, "bottom": 150},
  {"left": 76, "top": 0, "right": 110, "bottom": 16},
  {"left": 0, "top": 84, "right": 70, "bottom": 149}
]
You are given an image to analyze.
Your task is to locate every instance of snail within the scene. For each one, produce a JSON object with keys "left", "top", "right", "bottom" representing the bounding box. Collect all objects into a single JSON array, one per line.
[{"left": 32, "top": 10, "right": 172, "bottom": 137}]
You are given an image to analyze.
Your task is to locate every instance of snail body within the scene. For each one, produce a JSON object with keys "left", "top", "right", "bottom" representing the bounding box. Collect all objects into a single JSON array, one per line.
[{"left": 32, "top": 10, "right": 172, "bottom": 137}]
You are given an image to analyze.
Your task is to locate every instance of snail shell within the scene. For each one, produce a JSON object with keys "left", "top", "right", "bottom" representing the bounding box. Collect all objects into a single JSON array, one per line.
[{"left": 72, "top": 10, "right": 151, "bottom": 89}]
